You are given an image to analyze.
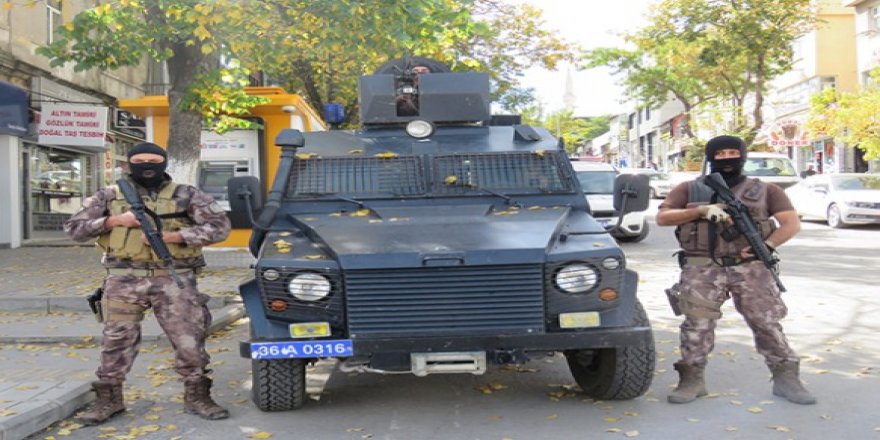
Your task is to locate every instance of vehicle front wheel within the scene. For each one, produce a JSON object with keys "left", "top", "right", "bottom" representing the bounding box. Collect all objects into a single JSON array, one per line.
[
  {"left": 616, "top": 222, "right": 650, "bottom": 243},
  {"left": 252, "top": 358, "right": 307, "bottom": 411},
  {"left": 827, "top": 204, "right": 846, "bottom": 229},
  {"left": 564, "top": 301, "right": 655, "bottom": 400}
]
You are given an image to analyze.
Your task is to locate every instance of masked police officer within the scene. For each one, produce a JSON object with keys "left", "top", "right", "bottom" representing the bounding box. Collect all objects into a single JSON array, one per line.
[
  {"left": 64, "top": 142, "right": 232, "bottom": 424},
  {"left": 656, "top": 135, "right": 816, "bottom": 405}
]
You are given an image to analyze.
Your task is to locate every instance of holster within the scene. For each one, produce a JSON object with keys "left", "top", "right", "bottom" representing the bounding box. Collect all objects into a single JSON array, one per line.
[
  {"left": 87, "top": 288, "right": 104, "bottom": 323},
  {"left": 664, "top": 283, "right": 683, "bottom": 316}
]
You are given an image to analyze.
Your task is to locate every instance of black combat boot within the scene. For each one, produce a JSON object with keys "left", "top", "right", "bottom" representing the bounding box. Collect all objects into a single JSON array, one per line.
[
  {"left": 184, "top": 377, "right": 230, "bottom": 420},
  {"left": 668, "top": 361, "right": 708, "bottom": 404},
  {"left": 771, "top": 361, "right": 816, "bottom": 405},
  {"left": 76, "top": 380, "right": 125, "bottom": 425}
]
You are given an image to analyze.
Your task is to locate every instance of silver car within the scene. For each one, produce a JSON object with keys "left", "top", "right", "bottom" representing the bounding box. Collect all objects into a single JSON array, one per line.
[{"left": 785, "top": 173, "right": 880, "bottom": 228}]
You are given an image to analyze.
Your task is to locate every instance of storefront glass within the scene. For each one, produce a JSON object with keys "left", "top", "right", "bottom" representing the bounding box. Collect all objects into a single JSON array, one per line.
[{"left": 27, "top": 145, "right": 92, "bottom": 238}]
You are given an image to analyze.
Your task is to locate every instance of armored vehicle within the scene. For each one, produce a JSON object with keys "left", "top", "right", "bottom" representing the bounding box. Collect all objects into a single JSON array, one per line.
[{"left": 228, "top": 58, "right": 655, "bottom": 411}]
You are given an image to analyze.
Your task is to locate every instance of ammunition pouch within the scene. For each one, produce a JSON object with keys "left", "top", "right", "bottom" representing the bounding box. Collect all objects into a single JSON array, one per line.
[{"left": 664, "top": 283, "right": 683, "bottom": 316}]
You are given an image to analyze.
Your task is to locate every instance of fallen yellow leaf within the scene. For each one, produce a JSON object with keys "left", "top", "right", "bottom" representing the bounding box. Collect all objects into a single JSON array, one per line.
[
  {"left": 279, "top": 232, "right": 292, "bottom": 237},
  {"left": 747, "top": 406, "right": 763, "bottom": 413},
  {"left": 248, "top": 432, "right": 273, "bottom": 439},
  {"left": 604, "top": 417, "right": 619, "bottom": 423},
  {"left": 444, "top": 175, "right": 458, "bottom": 185},
  {"left": 605, "top": 428, "right": 622, "bottom": 433},
  {"left": 534, "top": 149, "right": 546, "bottom": 157},
  {"left": 767, "top": 425, "right": 791, "bottom": 432},
  {"left": 725, "top": 426, "right": 738, "bottom": 432},
  {"left": 624, "top": 431, "right": 640, "bottom": 437},
  {"left": 546, "top": 414, "right": 559, "bottom": 420},
  {"left": 346, "top": 428, "right": 364, "bottom": 432},
  {"left": 374, "top": 152, "right": 398, "bottom": 158}
]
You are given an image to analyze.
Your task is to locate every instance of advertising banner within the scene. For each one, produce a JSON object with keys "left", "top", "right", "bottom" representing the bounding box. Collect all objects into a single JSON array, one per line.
[
  {"left": 768, "top": 119, "right": 810, "bottom": 148},
  {"left": 37, "top": 103, "right": 109, "bottom": 148}
]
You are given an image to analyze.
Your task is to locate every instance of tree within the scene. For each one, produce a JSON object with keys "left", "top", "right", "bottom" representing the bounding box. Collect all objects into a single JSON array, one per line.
[
  {"left": 38, "top": 0, "right": 270, "bottom": 183},
  {"left": 585, "top": 0, "right": 817, "bottom": 146},
  {"left": 540, "top": 111, "right": 611, "bottom": 155},
  {"left": 807, "top": 70, "right": 880, "bottom": 160},
  {"left": 251, "top": 0, "right": 577, "bottom": 124}
]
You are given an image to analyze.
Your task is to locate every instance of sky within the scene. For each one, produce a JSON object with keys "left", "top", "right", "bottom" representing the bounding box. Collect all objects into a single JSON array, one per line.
[{"left": 515, "top": 0, "right": 656, "bottom": 117}]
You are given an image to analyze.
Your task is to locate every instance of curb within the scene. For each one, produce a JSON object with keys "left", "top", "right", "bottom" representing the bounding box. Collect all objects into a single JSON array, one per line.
[
  {"left": 0, "top": 304, "right": 246, "bottom": 344},
  {"left": 0, "top": 305, "right": 247, "bottom": 440},
  {"left": 0, "top": 381, "right": 94, "bottom": 440}
]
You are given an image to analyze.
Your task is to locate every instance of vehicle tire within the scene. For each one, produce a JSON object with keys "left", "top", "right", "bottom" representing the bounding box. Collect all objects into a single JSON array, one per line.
[
  {"left": 564, "top": 300, "right": 655, "bottom": 400},
  {"left": 827, "top": 204, "right": 846, "bottom": 229},
  {"left": 616, "top": 222, "right": 649, "bottom": 243},
  {"left": 252, "top": 358, "right": 307, "bottom": 411}
]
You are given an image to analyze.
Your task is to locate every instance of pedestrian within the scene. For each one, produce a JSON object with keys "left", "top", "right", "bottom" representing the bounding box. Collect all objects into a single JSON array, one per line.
[
  {"left": 63, "top": 142, "right": 232, "bottom": 425},
  {"left": 656, "top": 135, "right": 816, "bottom": 405},
  {"left": 800, "top": 164, "right": 816, "bottom": 178}
]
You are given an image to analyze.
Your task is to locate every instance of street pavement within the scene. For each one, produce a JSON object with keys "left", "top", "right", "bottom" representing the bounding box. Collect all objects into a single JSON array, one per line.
[{"left": 0, "top": 245, "right": 252, "bottom": 440}]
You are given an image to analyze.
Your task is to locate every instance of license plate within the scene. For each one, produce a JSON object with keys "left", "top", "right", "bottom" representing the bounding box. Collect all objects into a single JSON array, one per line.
[{"left": 251, "top": 339, "right": 353, "bottom": 360}]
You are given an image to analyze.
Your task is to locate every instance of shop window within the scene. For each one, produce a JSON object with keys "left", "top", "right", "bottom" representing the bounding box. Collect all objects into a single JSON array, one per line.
[
  {"left": 872, "top": 6, "right": 880, "bottom": 32},
  {"left": 29, "top": 147, "right": 86, "bottom": 232}
]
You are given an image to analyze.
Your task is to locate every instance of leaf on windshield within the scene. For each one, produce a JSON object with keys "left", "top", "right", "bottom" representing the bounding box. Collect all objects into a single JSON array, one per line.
[
  {"left": 444, "top": 175, "right": 458, "bottom": 185},
  {"left": 303, "top": 255, "right": 325, "bottom": 260},
  {"left": 273, "top": 240, "right": 292, "bottom": 253},
  {"left": 350, "top": 209, "right": 371, "bottom": 217},
  {"left": 374, "top": 152, "right": 398, "bottom": 158},
  {"left": 296, "top": 153, "right": 320, "bottom": 160},
  {"left": 534, "top": 149, "right": 546, "bottom": 157},
  {"left": 348, "top": 148, "right": 364, "bottom": 155},
  {"left": 368, "top": 219, "right": 383, "bottom": 224}
]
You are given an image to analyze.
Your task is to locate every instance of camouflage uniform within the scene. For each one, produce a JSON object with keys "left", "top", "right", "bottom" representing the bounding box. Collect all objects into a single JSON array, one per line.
[
  {"left": 64, "top": 176, "right": 231, "bottom": 384},
  {"left": 677, "top": 261, "right": 798, "bottom": 368}
]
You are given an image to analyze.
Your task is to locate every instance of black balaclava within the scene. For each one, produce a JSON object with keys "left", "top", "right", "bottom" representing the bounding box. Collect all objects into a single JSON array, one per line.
[
  {"left": 705, "top": 135, "right": 748, "bottom": 186},
  {"left": 127, "top": 142, "right": 168, "bottom": 189}
]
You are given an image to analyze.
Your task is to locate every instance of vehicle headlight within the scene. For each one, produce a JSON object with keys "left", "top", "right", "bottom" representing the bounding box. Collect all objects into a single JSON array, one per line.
[
  {"left": 555, "top": 264, "right": 599, "bottom": 293},
  {"left": 288, "top": 273, "right": 331, "bottom": 301}
]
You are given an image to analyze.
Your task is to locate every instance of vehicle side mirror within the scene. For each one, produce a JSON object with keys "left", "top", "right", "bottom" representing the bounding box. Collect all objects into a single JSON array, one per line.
[
  {"left": 228, "top": 176, "right": 263, "bottom": 229},
  {"left": 613, "top": 174, "right": 650, "bottom": 214}
]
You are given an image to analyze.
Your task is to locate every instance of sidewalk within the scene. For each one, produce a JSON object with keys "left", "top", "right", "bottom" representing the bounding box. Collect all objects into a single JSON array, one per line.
[{"left": 0, "top": 245, "right": 253, "bottom": 440}]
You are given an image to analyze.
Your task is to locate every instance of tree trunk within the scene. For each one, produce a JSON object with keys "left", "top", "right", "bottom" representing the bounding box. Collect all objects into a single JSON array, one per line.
[
  {"left": 164, "top": 42, "right": 206, "bottom": 185},
  {"left": 746, "top": 52, "right": 766, "bottom": 146}
]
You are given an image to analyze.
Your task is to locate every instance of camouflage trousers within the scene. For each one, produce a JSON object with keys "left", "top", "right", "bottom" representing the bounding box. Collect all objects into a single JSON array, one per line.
[
  {"left": 676, "top": 261, "right": 799, "bottom": 369},
  {"left": 97, "top": 272, "right": 212, "bottom": 384}
]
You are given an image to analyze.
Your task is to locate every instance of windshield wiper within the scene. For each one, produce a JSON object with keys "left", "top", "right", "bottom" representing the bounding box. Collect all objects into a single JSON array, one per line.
[
  {"left": 298, "top": 193, "right": 365, "bottom": 209},
  {"left": 463, "top": 184, "right": 519, "bottom": 206}
]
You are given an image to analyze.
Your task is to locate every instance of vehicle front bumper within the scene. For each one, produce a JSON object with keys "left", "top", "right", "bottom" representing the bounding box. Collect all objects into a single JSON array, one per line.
[{"left": 239, "top": 324, "right": 652, "bottom": 359}]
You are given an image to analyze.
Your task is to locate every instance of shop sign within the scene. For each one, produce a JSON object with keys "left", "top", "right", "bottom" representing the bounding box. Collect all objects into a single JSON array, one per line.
[
  {"left": 768, "top": 119, "right": 810, "bottom": 147},
  {"left": 0, "top": 81, "right": 29, "bottom": 136},
  {"left": 37, "top": 103, "right": 109, "bottom": 148}
]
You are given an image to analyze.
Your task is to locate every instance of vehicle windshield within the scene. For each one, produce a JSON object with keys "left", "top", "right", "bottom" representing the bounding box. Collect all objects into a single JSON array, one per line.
[
  {"left": 743, "top": 157, "right": 797, "bottom": 177},
  {"left": 284, "top": 151, "right": 575, "bottom": 199},
  {"left": 831, "top": 175, "right": 880, "bottom": 190},
  {"left": 576, "top": 171, "right": 616, "bottom": 194}
]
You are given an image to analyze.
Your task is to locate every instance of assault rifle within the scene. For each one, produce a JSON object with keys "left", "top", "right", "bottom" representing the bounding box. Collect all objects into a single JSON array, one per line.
[
  {"left": 702, "top": 173, "right": 786, "bottom": 292},
  {"left": 116, "top": 179, "right": 185, "bottom": 288}
]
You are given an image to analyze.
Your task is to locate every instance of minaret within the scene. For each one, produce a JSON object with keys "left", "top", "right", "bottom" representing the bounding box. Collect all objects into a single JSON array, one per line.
[{"left": 563, "top": 67, "right": 576, "bottom": 112}]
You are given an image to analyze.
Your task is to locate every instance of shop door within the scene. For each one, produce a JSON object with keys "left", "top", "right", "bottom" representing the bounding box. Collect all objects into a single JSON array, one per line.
[{"left": 20, "top": 149, "right": 31, "bottom": 240}]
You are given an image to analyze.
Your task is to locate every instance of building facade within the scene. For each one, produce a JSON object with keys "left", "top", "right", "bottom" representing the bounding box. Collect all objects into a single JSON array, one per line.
[
  {"left": 844, "top": 0, "right": 880, "bottom": 172},
  {"left": 0, "top": 0, "right": 148, "bottom": 248}
]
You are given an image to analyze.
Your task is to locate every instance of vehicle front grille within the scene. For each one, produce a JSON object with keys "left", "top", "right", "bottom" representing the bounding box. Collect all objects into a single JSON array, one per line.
[{"left": 344, "top": 265, "right": 545, "bottom": 338}]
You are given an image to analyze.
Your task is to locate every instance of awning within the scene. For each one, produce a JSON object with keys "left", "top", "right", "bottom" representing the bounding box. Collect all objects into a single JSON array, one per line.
[{"left": 0, "top": 81, "right": 29, "bottom": 136}]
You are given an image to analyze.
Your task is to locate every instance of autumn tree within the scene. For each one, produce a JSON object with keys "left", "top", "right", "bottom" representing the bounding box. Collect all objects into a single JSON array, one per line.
[
  {"left": 807, "top": 70, "right": 880, "bottom": 160},
  {"left": 540, "top": 111, "right": 611, "bottom": 155},
  {"left": 585, "top": 0, "right": 817, "bottom": 147}
]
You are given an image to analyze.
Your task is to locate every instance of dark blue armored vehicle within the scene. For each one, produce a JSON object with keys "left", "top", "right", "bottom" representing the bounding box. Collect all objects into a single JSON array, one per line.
[{"left": 228, "top": 58, "right": 654, "bottom": 411}]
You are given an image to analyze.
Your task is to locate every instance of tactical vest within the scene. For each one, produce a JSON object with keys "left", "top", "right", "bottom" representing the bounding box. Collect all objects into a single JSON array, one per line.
[
  {"left": 96, "top": 181, "right": 202, "bottom": 262},
  {"left": 675, "top": 177, "right": 776, "bottom": 258}
]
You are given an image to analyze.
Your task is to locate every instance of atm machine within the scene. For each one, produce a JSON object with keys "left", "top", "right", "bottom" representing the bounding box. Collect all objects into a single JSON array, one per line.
[{"left": 198, "top": 129, "right": 260, "bottom": 211}]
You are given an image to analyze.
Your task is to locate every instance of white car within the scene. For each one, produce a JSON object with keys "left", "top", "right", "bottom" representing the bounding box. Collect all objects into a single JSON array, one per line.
[
  {"left": 621, "top": 168, "right": 673, "bottom": 198},
  {"left": 785, "top": 173, "right": 880, "bottom": 228},
  {"left": 571, "top": 161, "right": 649, "bottom": 242}
]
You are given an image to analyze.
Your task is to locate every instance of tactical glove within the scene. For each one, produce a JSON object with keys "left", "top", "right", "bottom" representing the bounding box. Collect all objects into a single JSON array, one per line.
[{"left": 697, "top": 204, "right": 730, "bottom": 223}]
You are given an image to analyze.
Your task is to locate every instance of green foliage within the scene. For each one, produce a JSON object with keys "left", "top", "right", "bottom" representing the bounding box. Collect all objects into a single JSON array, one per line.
[
  {"left": 807, "top": 70, "right": 880, "bottom": 160},
  {"left": 535, "top": 111, "right": 611, "bottom": 154},
  {"left": 584, "top": 0, "right": 817, "bottom": 145}
]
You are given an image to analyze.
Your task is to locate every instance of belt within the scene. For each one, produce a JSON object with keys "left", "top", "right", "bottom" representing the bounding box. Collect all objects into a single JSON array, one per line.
[
  {"left": 683, "top": 256, "right": 755, "bottom": 267},
  {"left": 106, "top": 267, "right": 197, "bottom": 277}
]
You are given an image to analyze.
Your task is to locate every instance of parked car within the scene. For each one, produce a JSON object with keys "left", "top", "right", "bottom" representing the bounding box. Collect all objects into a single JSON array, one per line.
[
  {"left": 621, "top": 168, "right": 673, "bottom": 198},
  {"left": 785, "top": 173, "right": 880, "bottom": 228},
  {"left": 572, "top": 162, "right": 650, "bottom": 242}
]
